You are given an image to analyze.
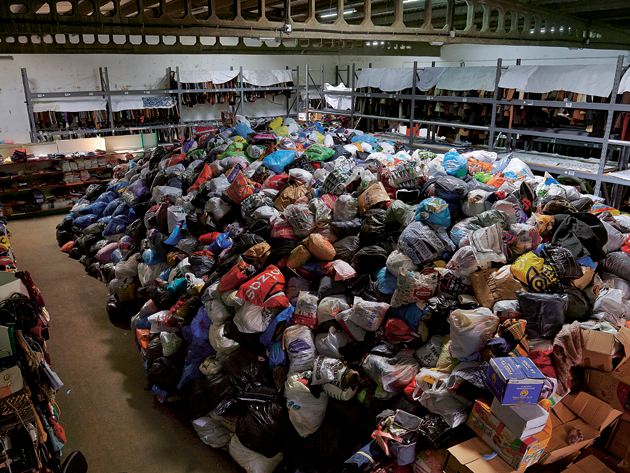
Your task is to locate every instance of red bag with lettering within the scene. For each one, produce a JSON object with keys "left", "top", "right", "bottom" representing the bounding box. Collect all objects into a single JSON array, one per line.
[
  {"left": 236, "top": 265, "right": 290, "bottom": 308},
  {"left": 218, "top": 260, "right": 254, "bottom": 291},
  {"left": 188, "top": 163, "right": 213, "bottom": 194}
]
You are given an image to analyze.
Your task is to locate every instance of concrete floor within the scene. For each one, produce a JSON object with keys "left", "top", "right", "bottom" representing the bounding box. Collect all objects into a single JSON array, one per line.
[{"left": 8, "top": 215, "right": 241, "bottom": 473}]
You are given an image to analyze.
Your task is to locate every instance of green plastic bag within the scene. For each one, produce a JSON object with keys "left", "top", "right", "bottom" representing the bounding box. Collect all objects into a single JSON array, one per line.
[
  {"left": 304, "top": 145, "right": 335, "bottom": 162},
  {"left": 475, "top": 171, "right": 492, "bottom": 183}
]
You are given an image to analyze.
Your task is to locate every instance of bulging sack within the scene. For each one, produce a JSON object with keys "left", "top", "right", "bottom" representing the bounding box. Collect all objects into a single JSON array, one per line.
[
  {"left": 285, "top": 372, "right": 329, "bottom": 437},
  {"left": 448, "top": 308, "right": 499, "bottom": 359},
  {"left": 284, "top": 324, "right": 316, "bottom": 372}
]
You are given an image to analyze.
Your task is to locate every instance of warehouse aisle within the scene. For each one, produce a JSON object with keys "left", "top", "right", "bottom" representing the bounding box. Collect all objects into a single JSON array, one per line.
[{"left": 8, "top": 215, "right": 240, "bottom": 473}]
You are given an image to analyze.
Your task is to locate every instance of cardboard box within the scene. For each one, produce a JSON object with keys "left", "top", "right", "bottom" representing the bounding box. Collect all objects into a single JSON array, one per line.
[
  {"left": 563, "top": 455, "right": 614, "bottom": 473},
  {"left": 486, "top": 357, "right": 546, "bottom": 405},
  {"left": 443, "top": 436, "right": 515, "bottom": 473},
  {"left": 412, "top": 448, "right": 447, "bottom": 473},
  {"left": 586, "top": 369, "right": 630, "bottom": 416},
  {"left": 467, "top": 399, "right": 552, "bottom": 471},
  {"left": 606, "top": 419, "right": 630, "bottom": 459},
  {"left": 490, "top": 397, "right": 550, "bottom": 439},
  {"left": 579, "top": 327, "right": 630, "bottom": 372},
  {"left": 540, "top": 392, "right": 622, "bottom": 465}
]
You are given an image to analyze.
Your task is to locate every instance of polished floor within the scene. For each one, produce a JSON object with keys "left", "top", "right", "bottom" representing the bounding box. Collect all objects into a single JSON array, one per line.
[{"left": 9, "top": 215, "right": 240, "bottom": 473}]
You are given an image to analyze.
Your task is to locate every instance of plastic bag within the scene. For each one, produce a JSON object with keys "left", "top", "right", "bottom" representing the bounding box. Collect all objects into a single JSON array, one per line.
[
  {"left": 362, "top": 349, "right": 420, "bottom": 393},
  {"left": 441, "top": 149, "right": 468, "bottom": 178},
  {"left": 312, "top": 356, "right": 346, "bottom": 385},
  {"left": 193, "top": 416, "right": 233, "bottom": 448},
  {"left": 349, "top": 296, "right": 389, "bottom": 331},
  {"left": 315, "top": 326, "right": 352, "bottom": 359},
  {"left": 419, "top": 383, "right": 470, "bottom": 428},
  {"left": 293, "top": 291, "right": 319, "bottom": 329},
  {"left": 334, "top": 195, "right": 358, "bottom": 221},
  {"left": 517, "top": 291, "right": 568, "bottom": 338},
  {"left": 285, "top": 324, "right": 316, "bottom": 372},
  {"left": 390, "top": 266, "right": 438, "bottom": 308},
  {"left": 468, "top": 223, "right": 506, "bottom": 265},
  {"left": 398, "top": 222, "right": 447, "bottom": 265},
  {"left": 592, "top": 288, "right": 628, "bottom": 325},
  {"left": 448, "top": 308, "right": 499, "bottom": 359},
  {"left": 509, "top": 224, "right": 541, "bottom": 255},
  {"left": 511, "top": 252, "right": 558, "bottom": 292},
  {"left": 415, "top": 198, "right": 451, "bottom": 227},
  {"left": 229, "top": 435, "right": 283, "bottom": 473},
  {"left": 285, "top": 372, "right": 329, "bottom": 437},
  {"left": 386, "top": 250, "right": 417, "bottom": 278},
  {"left": 284, "top": 204, "right": 315, "bottom": 238}
]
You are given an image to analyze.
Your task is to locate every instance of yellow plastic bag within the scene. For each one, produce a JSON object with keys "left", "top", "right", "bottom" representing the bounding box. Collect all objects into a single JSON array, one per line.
[
  {"left": 269, "top": 117, "right": 283, "bottom": 130},
  {"left": 510, "top": 252, "right": 558, "bottom": 292}
]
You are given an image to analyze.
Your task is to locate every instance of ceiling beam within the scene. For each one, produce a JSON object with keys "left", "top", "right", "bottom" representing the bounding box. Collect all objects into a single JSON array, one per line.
[{"left": 540, "top": 0, "right": 630, "bottom": 13}]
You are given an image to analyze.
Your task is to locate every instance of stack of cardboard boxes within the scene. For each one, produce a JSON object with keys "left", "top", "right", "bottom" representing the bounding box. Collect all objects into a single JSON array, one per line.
[{"left": 443, "top": 351, "right": 626, "bottom": 473}]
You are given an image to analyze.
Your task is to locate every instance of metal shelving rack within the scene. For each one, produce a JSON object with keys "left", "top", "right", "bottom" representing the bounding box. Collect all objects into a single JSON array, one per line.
[
  {"left": 308, "top": 56, "right": 630, "bottom": 203},
  {"left": 22, "top": 65, "right": 301, "bottom": 143}
]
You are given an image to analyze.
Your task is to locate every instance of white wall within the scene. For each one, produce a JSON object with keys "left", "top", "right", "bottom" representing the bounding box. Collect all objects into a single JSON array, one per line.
[{"left": 1, "top": 45, "right": 629, "bottom": 144}]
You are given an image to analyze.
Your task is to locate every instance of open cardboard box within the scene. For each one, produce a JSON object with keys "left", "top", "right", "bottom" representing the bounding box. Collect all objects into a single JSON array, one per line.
[
  {"left": 606, "top": 418, "right": 630, "bottom": 460},
  {"left": 0, "top": 272, "right": 27, "bottom": 300},
  {"left": 564, "top": 455, "right": 615, "bottom": 473},
  {"left": 443, "top": 436, "right": 515, "bottom": 473},
  {"left": 586, "top": 370, "right": 630, "bottom": 419},
  {"left": 540, "top": 392, "right": 622, "bottom": 465},
  {"left": 580, "top": 327, "right": 630, "bottom": 372}
]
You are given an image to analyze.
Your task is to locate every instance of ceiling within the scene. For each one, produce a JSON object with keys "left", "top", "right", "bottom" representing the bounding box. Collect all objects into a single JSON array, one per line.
[{"left": 1, "top": 0, "right": 630, "bottom": 54}]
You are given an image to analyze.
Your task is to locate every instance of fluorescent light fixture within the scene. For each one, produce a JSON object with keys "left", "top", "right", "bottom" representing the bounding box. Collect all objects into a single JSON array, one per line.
[
  {"left": 403, "top": 0, "right": 419, "bottom": 3},
  {"left": 380, "top": 41, "right": 384, "bottom": 45},
  {"left": 429, "top": 41, "right": 444, "bottom": 46},
  {"left": 372, "top": 41, "right": 378, "bottom": 46},
  {"left": 320, "top": 8, "right": 355, "bottom": 18},
  {"left": 259, "top": 37, "right": 275, "bottom": 41}
]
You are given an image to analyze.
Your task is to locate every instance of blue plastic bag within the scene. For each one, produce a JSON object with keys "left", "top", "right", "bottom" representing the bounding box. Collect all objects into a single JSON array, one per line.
[
  {"left": 262, "top": 150, "right": 297, "bottom": 173},
  {"left": 103, "top": 198, "right": 123, "bottom": 217},
  {"left": 95, "top": 191, "right": 119, "bottom": 204},
  {"left": 167, "top": 278, "right": 187, "bottom": 294},
  {"left": 142, "top": 248, "right": 165, "bottom": 266},
  {"left": 234, "top": 122, "right": 254, "bottom": 139},
  {"left": 158, "top": 267, "right": 173, "bottom": 281},
  {"left": 164, "top": 226, "right": 184, "bottom": 246},
  {"left": 77, "top": 201, "right": 108, "bottom": 216},
  {"left": 376, "top": 267, "right": 397, "bottom": 294},
  {"left": 442, "top": 150, "right": 468, "bottom": 178},
  {"left": 415, "top": 197, "right": 451, "bottom": 227},
  {"left": 191, "top": 306, "right": 212, "bottom": 340},
  {"left": 110, "top": 249, "right": 123, "bottom": 265},
  {"left": 207, "top": 233, "right": 232, "bottom": 254},
  {"left": 268, "top": 340, "right": 287, "bottom": 369},
  {"left": 103, "top": 214, "right": 134, "bottom": 236},
  {"left": 72, "top": 214, "right": 99, "bottom": 228},
  {"left": 351, "top": 134, "right": 377, "bottom": 146},
  {"left": 260, "top": 306, "right": 294, "bottom": 349}
]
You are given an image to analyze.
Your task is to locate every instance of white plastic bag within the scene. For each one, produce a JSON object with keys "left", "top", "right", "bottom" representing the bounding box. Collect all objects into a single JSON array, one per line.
[
  {"left": 468, "top": 223, "right": 507, "bottom": 265},
  {"left": 315, "top": 326, "right": 352, "bottom": 359},
  {"left": 209, "top": 323, "right": 240, "bottom": 353},
  {"left": 312, "top": 356, "right": 346, "bottom": 385},
  {"left": 448, "top": 308, "right": 499, "bottom": 359},
  {"left": 160, "top": 332, "right": 182, "bottom": 356},
  {"left": 415, "top": 335, "right": 445, "bottom": 368},
  {"left": 229, "top": 434, "right": 283, "bottom": 473},
  {"left": 592, "top": 288, "right": 628, "bottom": 325},
  {"left": 234, "top": 302, "right": 276, "bottom": 333},
  {"left": 285, "top": 372, "right": 329, "bottom": 437},
  {"left": 284, "top": 324, "right": 317, "bottom": 372},
  {"left": 349, "top": 296, "right": 389, "bottom": 331},
  {"left": 206, "top": 299, "right": 232, "bottom": 325},
  {"left": 362, "top": 349, "right": 420, "bottom": 393},
  {"left": 193, "top": 416, "right": 233, "bottom": 448},
  {"left": 333, "top": 195, "right": 358, "bottom": 221},
  {"left": 317, "top": 295, "right": 350, "bottom": 325},
  {"left": 419, "top": 383, "right": 470, "bottom": 428},
  {"left": 386, "top": 250, "right": 417, "bottom": 278}
]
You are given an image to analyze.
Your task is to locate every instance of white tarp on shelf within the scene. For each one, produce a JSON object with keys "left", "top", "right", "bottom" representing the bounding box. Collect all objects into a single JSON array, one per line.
[
  {"left": 498, "top": 66, "right": 539, "bottom": 91},
  {"left": 242, "top": 69, "right": 293, "bottom": 86},
  {"left": 519, "top": 65, "right": 615, "bottom": 97},
  {"left": 33, "top": 99, "right": 108, "bottom": 113},
  {"left": 616, "top": 68, "right": 630, "bottom": 94},
  {"left": 357, "top": 68, "right": 416, "bottom": 91},
  {"left": 417, "top": 67, "right": 448, "bottom": 91},
  {"left": 324, "top": 83, "right": 352, "bottom": 110},
  {"left": 178, "top": 70, "right": 214, "bottom": 83},
  {"left": 110, "top": 96, "right": 145, "bottom": 112},
  {"left": 212, "top": 70, "right": 240, "bottom": 85},
  {"left": 436, "top": 66, "right": 498, "bottom": 92}
]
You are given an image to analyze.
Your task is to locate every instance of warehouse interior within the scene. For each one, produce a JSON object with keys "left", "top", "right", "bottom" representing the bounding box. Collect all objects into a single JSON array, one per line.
[{"left": 2, "top": 1, "right": 630, "bottom": 473}]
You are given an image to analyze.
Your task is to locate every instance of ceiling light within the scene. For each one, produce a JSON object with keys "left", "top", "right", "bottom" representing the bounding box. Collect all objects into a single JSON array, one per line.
[
  {"left": 380, "top": 41, "right": 384, "bottom": 45},
  {"left": 429, "top": 41, "right": 444, "bottom": 46},
  {"left": 403, "top": 0, "right": 419, "bottom": 3},
  {"left": 372, "top": 41, "right": 378, "bottom": 46},
  {"left": 320, "top": 8, "right": 355, "bottom": 18}
]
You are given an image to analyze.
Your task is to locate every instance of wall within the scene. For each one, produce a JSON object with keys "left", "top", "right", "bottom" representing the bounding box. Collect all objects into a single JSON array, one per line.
[{"left": 1, "top": 44, "right": 629, "bottom": 144}]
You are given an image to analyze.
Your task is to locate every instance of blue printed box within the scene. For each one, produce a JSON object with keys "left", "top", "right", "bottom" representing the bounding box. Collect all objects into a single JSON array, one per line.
[{"left": 486, "top": 357, "right": 546, "bottom": 405}]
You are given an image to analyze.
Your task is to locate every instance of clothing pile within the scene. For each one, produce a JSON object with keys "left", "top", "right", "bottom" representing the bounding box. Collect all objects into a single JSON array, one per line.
[{"left": 55, "top": 115, "right": 630, "bottom": 473}]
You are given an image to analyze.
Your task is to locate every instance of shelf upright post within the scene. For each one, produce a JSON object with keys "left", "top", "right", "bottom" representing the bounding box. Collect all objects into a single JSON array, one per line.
[
  {"left": 294, "top": 66, "right": 300, "bottom": 117},
  {"left": 350, "top": 63, "right": 356, "bottom": 128},
  {"left": 321, "top": 64, "right": 325, "bottom": 113},
  {"left": 368, "top": 63, "right": 373, "bottom": 133},
  {"left": 240, "top": 66, "right": 245, "bottom": 117},
  {"left": 286, "top": 66, "right": 291, "bottom": 116},
  {"left": 305, "top": 64, "right": 310, "bottom": 124},
  {"left": 21, "top": 68, "right": 38, "bottom": 143},
  {"left": 101, "top": 67, "right": 115, "bottom": 133},
  {"left": 408, "top": 61, "right": 418, "bottom": 147},
  {"left": 594, "top": 54, "right": 625, "bottom": 197},
  {"left": 175, "top": 66, "right": 184, "bottom": 138},
  {"left": 488, "top": 58, "right": 502, "bottom": 152}
]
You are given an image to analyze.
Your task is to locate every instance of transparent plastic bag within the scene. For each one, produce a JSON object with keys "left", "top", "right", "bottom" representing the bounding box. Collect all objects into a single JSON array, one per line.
[{"left": 448, "top": 308, "right": 499, "bottom": 359}]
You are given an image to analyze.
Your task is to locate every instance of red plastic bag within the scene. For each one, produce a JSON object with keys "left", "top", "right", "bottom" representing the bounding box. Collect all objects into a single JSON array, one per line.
[
  {"left": 188, "top": 163, "right": 213, "bottom": 194},
  {"left": 219, "top": 260, "right": 252, "bottom": 291},
  {"left": 225, "top": 172, "right": 254, "bottom": 204},
  {"left": 236, "top": 265, "right": 290, "bottom": 308}
]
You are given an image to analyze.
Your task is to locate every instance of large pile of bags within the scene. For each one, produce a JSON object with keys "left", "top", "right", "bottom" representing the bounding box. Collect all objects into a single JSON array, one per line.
[{"left": 55, "top": 115, "right": 630, "bottom": 473}]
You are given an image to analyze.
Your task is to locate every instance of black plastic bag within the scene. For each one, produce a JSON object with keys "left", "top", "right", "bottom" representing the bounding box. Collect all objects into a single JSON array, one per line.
[
  {"left": 333, "top": 236, "right": 361, "bottom": 263},
  {"left": 284, "top": 155, "right": 314, "bottom": 174},
  {"left": 318, "top": 276, "right": 350, "bottom": 299},
  {"left": 552, "top": 212, "right": 608, "bottom": 261},
  {"left": 147, "top": 356, "right": 183, "bottom": 394},
  {"left": 331, "top": 218, "right": 362, "bottom": 239},
  {"left": 265, "top": 238, "right": 299, "bottom": 266},
  {"left": 125, "top": 219, "right": 147, "bottom": 243},
  {"left": 56, "top": 229, "right": 73, "bottom": 247},
  {"left": 225, "top": 349, "right": 273, "bottom": 394},
  {"left": 186, "top": 213, "right": 217, "bottom": 238},
  {"left": 85, "top": 183, "right": 108, "bottom": 201},
  {"left": 106, "top": 295, "right": 142, "bottom": 325},
  {"left": 349, "top": 274, "right": 381, "bottom": 302},
  {"left": 359, "top": 209, "right": 388, "bottom": 245},
  {"left": 562, "top": 285, "right": 592, "bottom": 322},
  {"left": 600, "top": 251, "right": 630, "bottom": 280},
  {"left": 542, "top": 244, "right": 582, "bottom": 279},
  {"left": 420, "top": 295, "right": 458, "bottom": 337},
  {"left": 68, "top": 247, "right": 83, "bottom": 260},
  {"left": 189, "top": 252, "right": 216, "bottom": 277},
  {"left": 517, "top": 291, "right": 568, "bottom": 338},
  {"left": 235, "top": 386, "right": 292, "bottom": 458},
  {"left": 350, "top": 245, "right": 388, "bottom": 275}
]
